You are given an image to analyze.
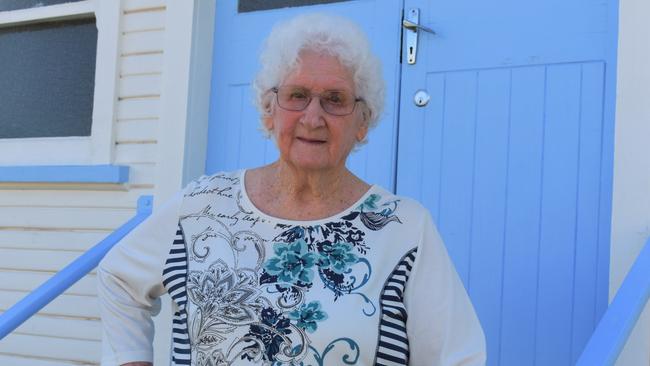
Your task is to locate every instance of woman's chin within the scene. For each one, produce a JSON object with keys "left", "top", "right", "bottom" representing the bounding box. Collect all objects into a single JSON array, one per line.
[{"left": 283, "top": 155, "right": 339, "bottom": 172}]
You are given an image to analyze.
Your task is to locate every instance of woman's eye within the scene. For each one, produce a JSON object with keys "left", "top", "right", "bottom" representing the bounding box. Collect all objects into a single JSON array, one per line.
[
  {"left": 289, "top": 91, "right": 308, "bottom": 100},
  {"left": 325, "top": 93, "right": 345, "bottom": 105}
]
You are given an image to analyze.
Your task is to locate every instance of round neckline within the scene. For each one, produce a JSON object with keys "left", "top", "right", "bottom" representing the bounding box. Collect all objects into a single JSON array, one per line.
[{"left": 239, "top": 169, "right": 378, "bottom": 226}]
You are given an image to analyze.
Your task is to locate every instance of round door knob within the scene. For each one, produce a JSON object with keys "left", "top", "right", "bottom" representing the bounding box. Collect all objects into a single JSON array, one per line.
[{"left": 414, "top": 90, "right": 430, "bottom": 107}]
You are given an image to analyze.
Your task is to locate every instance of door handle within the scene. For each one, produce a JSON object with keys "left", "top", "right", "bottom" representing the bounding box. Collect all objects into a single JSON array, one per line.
[
  {"left": 402, "top": 19, "right": 436, "bottom": 35},
  {"left": 402, "top": 8, "right": 435, "bottom": 65}
]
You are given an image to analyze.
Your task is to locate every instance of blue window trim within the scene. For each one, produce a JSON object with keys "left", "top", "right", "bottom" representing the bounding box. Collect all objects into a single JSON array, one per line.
[{"left": 0, "top": 165, "right": 129, "bottom": 184}]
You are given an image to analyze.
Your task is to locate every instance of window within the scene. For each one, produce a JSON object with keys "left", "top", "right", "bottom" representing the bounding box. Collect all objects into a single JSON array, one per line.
[
  {"left": 0, "top": 0, "right": 120, "bottom": 165},
  {"left": 0, "top": 18, "right": 97, "bottom": 139},
  {"left": 238, "top": 0, "right": 351, "bottom": 13},
  {"left": 0, "top": 0, "right": 86, "bottom": 12}
]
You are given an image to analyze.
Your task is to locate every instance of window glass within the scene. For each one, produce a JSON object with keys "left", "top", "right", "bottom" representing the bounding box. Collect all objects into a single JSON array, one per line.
[
  {"left": 238, "top": 0, "right": 350, "bottom": 13},
  {"left": 0, "top": 0, "right": 85, "bottom": 12},
  {"left": 0, "top": 18, "right": 97, "bottom": 139}
]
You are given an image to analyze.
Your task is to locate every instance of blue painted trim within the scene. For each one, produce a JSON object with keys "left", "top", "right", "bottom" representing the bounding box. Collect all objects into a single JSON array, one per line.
[
  {"left": 576, "top": 237, "right": 650, "bottom": 365},
  {"left": 0, "top": 195, "right": 153, "bottom": 340},
  {"left": 0, "top": 165, "right": 129, "bottom": 183}
]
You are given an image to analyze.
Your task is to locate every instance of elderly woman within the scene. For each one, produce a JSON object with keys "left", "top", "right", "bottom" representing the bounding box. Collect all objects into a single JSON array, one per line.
[{"left": 98, "top": 13, "right": 486, "bottom": 366}]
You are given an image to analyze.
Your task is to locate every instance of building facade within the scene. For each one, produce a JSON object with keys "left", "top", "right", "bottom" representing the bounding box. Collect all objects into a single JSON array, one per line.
[{"left": 0, "top": 0, "right": 647, "bottom": 365}]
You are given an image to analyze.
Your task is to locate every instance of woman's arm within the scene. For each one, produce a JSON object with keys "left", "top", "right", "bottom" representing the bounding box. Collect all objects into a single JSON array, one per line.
[
  {"left": 405, "top": 211, "right": 487, "bottom": 366},
  {"left": 98, "top": 191, "right": 184, "bottom": 365}
]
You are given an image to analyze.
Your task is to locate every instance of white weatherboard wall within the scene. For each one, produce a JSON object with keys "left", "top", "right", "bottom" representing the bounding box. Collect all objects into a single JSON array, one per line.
[
  {"left": 611, "top": 0, "right": 650, "bottom": 364},
  {"left": 0, "top": 0, "right": 198, "bottom": 364}
]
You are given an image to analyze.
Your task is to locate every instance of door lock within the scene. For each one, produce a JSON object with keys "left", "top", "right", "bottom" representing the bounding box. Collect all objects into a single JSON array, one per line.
[
  {"left": 403, "top": 8, "right": 436, "bottom": 65},
  {"left": 414, "top": 90, "right": 430, "bottom": 107}
]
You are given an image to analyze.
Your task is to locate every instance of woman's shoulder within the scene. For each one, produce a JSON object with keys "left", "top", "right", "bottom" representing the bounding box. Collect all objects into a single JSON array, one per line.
[
  {"left": 184, "top": 170, "right": 242, "bottom": 192},
  {"left": 181, "top": 170, "right": 243, "bottom": 198},
  {"left": 178, "top": 170, "right": 244, "bottom": 214},
  {"left": 359, "top": 185, "right": 432, "bottom": 232},
  {"left": 367, "top": 185, "right": 429, "bottom": 217}
]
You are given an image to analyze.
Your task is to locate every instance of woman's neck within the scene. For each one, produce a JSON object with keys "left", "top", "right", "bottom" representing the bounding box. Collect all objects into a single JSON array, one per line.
[
  {"left": 272, "top": 161, "right": 349, "bottom": 201},
  {"left": 246, "top": 161, "right": 370, "bottom": 220}
]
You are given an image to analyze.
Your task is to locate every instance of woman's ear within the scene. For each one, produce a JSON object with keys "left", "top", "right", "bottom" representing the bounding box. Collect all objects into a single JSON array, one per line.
[
  {"left": 262, "top": 93, "right": 275, "bottom": 131},
  {"left": 263, "top": 115, "right": 274, "bottom": 132},
  {"left": 356, "top": 105, "right": 371, "bottom": 142},
  {"left": 356, "top": 117, "right": 369, "bottom": 143}
]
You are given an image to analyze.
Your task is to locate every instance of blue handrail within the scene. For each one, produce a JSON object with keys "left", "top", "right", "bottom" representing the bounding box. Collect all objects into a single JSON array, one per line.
[
  {"left": 0, "top": 195, "right": 153, "bottom": 340},
  {"left": 576, "top": 237, "right": 650, "bottom": 365}
]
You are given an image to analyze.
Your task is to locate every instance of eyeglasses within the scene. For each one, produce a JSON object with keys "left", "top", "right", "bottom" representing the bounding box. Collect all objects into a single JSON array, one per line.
[{"left": 271, "top": 85, "right": 363, "bottom": 116}]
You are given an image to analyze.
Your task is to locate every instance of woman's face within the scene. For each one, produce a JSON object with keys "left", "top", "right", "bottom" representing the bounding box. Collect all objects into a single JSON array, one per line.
[{"left": 264, "top": 50, "right": 369, "bottom": 173}]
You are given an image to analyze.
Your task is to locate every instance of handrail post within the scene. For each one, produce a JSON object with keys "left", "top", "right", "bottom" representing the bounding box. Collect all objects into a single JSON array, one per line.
[{"left": 0, "top": 195, "right": 153, "bottom": 340}]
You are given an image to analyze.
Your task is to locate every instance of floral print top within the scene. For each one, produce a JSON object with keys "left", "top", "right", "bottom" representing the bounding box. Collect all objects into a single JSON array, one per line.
[{"left": 98, "top": 170, "right": 486, "bottom": 366}]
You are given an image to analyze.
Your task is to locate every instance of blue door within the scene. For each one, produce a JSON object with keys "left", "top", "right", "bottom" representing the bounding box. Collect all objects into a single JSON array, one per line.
[
  {"left": 205, "top": 0, "right": 402, "bottom": 190},
  {"left": 396, "top": 1, "right": 618, "bottom": 365}
]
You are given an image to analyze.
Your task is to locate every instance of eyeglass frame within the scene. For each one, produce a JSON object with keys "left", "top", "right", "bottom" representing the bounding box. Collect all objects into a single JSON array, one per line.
[{"left": 270, "top": 85, "right": 364, "bottom": 116}]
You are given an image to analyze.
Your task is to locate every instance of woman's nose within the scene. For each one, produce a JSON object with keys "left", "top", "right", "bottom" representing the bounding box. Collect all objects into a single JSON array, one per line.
[{"left": 301, "top": 96, "right": 326, "bottom": 127}]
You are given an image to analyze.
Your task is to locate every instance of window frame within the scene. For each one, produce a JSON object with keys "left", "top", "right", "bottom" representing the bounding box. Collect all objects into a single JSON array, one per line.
[{"left": 0, "top": 0, "right": 120, "bottom": 165}]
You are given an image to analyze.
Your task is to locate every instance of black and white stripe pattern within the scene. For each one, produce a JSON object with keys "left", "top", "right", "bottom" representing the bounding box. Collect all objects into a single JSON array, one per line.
[
  {"left": 374, "top": 247, "right": 417, "bottom": 366},
  {"left": 162, "top": 224, "right": 191, "bottom": 365}
]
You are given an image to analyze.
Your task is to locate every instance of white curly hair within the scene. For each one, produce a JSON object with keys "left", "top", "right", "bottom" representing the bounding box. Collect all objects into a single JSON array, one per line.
[{"left": 253, "top": 13, "right": 385, "bottom": 136}]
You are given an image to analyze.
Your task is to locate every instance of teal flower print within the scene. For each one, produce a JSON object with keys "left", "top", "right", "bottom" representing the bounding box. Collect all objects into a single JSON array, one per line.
[
  {"left": 319, "top": 242, "right": 358, "bottom": 274},
  {"left": 265, "top": 239, "right": 318, "bottom": 285},
  {"left": 358, "top": 193, "right": 381, "bottom": 211},
  {"left": 288, "top": 301, "right": 328, "bottom": 333}
]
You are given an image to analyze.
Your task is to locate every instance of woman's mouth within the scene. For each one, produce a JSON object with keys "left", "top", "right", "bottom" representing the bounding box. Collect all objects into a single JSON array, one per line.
[{"left": 297, "top": 137, "right": 326, "bottom": 144}]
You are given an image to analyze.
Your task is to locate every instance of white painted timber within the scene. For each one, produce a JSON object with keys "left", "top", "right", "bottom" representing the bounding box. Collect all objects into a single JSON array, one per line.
[
  {"left": 12, "top": 314, "right": 101, "bottom": 341},
  {"left": 0, "top": 248, "right": 93, "bottom": 272},
  {"left": 0, "top": 333, "right": 100, "bottom": 364},
  {"left": 120, "top": 53, "right": 164, "bottom": 75},
  {"left": 0, "top": 0, "right": 94, "bottom": 26},
  {"left": 0, "top": 354, "right": 91, "bottom": 366},
  {"left": 124, "top": 162, "right": 156, "bottom": 185},
  {"left": 122, "top": 9, "right": 165, "bottom": 32},
  {"left": 123, "top": 0, "right": 166, "bottom": 13},
  {"left": 0, "top": 207, "right": 134, "bottom": 230},
  {"left": 116, "top": 119, "right": 159, "bottom": 142},
  {"left": 0, "top": 189, "right": 148, "bottom": 208},
  {"left": 0, "top": 352, "right": 88, "bottom": 366},
  {"left": 0, "top": 290, "right": 100, "bottom": 318},
  {"left": 116, "top": 98, "right": 161, "bottom": 120},
  {"left": 0, "top": 137, "right": 94, "bottom": 166},
  {"left": 114, "top": 142, "right": 158, "bottom": 164},
  {"left": 90, "top": 0, "right": 121, "bottom": 165},
  {"left": 179, "top": 0, "right": 215, "bottom": 187},
  {"left": 0, "top": 230, "right": 110, "bottom": 252},
  {"left": 119, "top": 73, "right": 162, "bottom": 99},
  {"left": 611, "top": 0, "right": 650, "bottom": 364},
  {"left": 121, "top": 29, "right": 165, "bottom": 55},
  {"left": 155, "top": 0, "right": 196, "bottom": 201},
  {"left": 0, "top": 270, "right": 96, "bottom": 296}
]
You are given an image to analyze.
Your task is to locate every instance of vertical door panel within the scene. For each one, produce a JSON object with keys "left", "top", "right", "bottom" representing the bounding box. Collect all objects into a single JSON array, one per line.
[
  {"left": 437, "top": 71, "right": 478, "bottom": 284},
  {"left": 467, "top": 68, "right": 511, "bottom": 363},
  {"left": 535, "top": 64, "right": 583, "bottom": 365},
  {"left": 499, "top": 66, "right": 546, "bottom": 366},
  {"left": 570, "top": 62, "right": 605, "bottom": 364}
]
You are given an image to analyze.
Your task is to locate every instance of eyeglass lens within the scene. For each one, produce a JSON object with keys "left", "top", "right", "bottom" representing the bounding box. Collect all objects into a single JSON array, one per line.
[{"left": 275, "top": 85, "right": 357, "bottom": 116}]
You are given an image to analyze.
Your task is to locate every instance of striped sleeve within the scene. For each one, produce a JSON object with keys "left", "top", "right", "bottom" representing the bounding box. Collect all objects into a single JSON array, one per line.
[
  {"left": 375, "top": 248, "right": 417, "bottom": 366},
  {"left": 98, "top": 190, "right": 184, "bottom": 366},
  {"left": 404, "top": 210, "right": 487, "bottom": 366},
  {"left": 162, "top": 224, "right": 191, "bottom": 364}
]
